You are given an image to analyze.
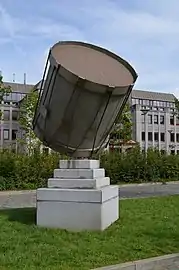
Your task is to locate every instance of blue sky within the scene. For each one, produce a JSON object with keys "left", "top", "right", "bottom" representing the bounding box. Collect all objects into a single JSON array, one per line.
[{"left": 0, "top": 0, "right": 179, "bottom": 97}]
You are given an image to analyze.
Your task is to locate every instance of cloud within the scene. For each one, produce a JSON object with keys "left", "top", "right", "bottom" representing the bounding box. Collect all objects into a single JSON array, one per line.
[{"left": 0, "top": 0, "right": 179, "bottom": 96}]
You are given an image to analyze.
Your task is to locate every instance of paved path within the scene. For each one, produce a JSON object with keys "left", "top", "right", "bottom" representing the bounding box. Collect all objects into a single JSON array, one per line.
[{"left": 1, "top": 182, "right": 179, "bottom": 209}]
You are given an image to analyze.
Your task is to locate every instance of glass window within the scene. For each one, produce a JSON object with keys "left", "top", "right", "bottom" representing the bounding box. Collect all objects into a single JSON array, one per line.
[
  {"left": 149, "top": 100, "right": 153, "bottom": 106},
  {"left": 176, "top": 133, "right": 179, "bottom": 143},
  {"left": 171, "top": 150, "right": 175, "bottom": 155},
  {"left": 3, "top": 129, "right": 9, "bottom": 140},
  {"left": 148, "top": 114, "right": 152, "bottom": 124},
  {"left": 154, "top": 132, "right": 159, "bottom": 141},
  {"left": 12, "top": 129, "right": 17, "bottom": 140},
  {"left": 161, "top": 133, "right": 165, "bottom": 142},
  {"left": 154, "top": 115, "right": 159, "bottom": 124},
  {"left": 160, "top": 115, "right": 164, "bottom": 124},
  {"left": 170, "top": 133, "right": 174, "bottom": 142},
  {"left": 3, "top": 110, "right": 10, "bottom": 121},
  {"left": 12, "top": 111, "right": 18, "bottom": 121},
  {"left": 142, "top": 132, "right": 145, "bottom": 141},
  {"left": 148, "top": 132, "right": 153, "bottom": 141},
  {"left": 170, "top": 115, "right": 174, "bottom": 125}
]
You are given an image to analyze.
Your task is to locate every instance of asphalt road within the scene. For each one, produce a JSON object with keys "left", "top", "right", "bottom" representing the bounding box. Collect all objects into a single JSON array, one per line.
[{"left": 0, "top": 182, "right": 179, "bottom": 209}]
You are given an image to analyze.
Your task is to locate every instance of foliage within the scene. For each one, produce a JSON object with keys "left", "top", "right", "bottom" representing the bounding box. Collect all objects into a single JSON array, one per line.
[
  {"left": 0, "top": 151, "right": 60, "bottom": 190},
  {"left": 0, "top": 148, "right": 179, "bottom": 191},
  {"left": 18, "top": 89, "right": 40, "bottom": 154},
  {"left": 0, "top": 75, "right": 12, "bottom": 119},
  {"left": 1, "top": 196, "right": 179, "bottom": 269},
  {"left": 110, "top": 103, "right": 132, "bottom": 142},
  {"left": 100, "top": 147, "right": 179, "bottom": 184}
]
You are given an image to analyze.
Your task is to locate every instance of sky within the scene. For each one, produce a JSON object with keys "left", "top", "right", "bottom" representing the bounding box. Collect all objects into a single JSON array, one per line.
[{"left": 0, "top": 0, "right": 179, "bottom": 97}]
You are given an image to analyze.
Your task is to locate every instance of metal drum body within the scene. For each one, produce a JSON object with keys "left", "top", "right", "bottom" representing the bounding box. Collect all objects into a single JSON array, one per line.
[{"left": 33, "top": 41, "right": 138, "bottom": 157}]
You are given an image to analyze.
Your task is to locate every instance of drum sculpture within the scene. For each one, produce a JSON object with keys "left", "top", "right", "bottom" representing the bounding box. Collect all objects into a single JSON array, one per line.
[
  {"left": 35, "top": 41, "right": 138, "bottom": 231},
  {"left": 32, "top": 41, "right": 138, "bottom": 157}
]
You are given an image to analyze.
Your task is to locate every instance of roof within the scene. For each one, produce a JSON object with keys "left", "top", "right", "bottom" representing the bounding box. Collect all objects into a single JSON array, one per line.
[
  {"left": 3, "top": 82, "right": 34, "bottom": 94},
  {"left": 132, "top": 89, "right": 176, "bottom": 102}
]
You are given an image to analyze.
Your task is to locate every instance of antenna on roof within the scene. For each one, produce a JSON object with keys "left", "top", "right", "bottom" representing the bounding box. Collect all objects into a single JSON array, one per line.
[
  {"left": 13, "top": 73, "right": 15, "bottom": 82},
  {"left": 24, "top": 73, "right": 26, "bottom": 85}
]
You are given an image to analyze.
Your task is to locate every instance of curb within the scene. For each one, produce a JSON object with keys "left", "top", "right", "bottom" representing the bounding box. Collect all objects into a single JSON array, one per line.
[
  {"left": 92, "top": 253, "right": 179, "bottom": 270},
  {"left": 118, "top": 181, "right": 179, "bottom": 188},
  {"left": 0, "top": 190, "right": 36, "bottom": 196}
]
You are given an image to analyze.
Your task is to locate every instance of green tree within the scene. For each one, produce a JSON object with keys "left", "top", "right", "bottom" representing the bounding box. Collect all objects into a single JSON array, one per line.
[
  {"left": 175, "top": 97, "right": 179, "bottom": 112},
  {"left": 110, "top": 103, "right": 132, "bottom": 143},
  {"left": 0, "top": 75, "right": 12, "bottom": 119},
  {"left": 18, "top": 89, "right": 40, "bottom": 154}
]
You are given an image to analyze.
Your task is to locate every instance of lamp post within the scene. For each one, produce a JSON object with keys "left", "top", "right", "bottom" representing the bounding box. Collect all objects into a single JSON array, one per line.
[{"left": 141, "top": 108, "right": 150, "bottom": 153}]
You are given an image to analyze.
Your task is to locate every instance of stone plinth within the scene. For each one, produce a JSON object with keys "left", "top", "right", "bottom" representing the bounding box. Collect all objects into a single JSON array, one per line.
[{"left": 36, "top": 159, "right": 119, "bottom": 231}]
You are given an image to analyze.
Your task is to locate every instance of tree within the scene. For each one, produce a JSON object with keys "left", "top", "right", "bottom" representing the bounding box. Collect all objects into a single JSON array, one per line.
[
  {"left": 110, "top": 102, "right": 132, "bottom": 143},
  {"left": 175, "top": 97, "right": 179, "bottom": 112},
  {"left": 18, "top": 89, "right": 40, "bottom": 154},
  {"left": 0, "top": 75, "right": 12, "bottom": 119}
]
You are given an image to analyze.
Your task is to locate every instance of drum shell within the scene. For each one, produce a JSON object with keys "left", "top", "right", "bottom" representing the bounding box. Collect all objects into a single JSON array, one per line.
[{"left": 33, "top": 42, "right": 137, "bottom": 157}]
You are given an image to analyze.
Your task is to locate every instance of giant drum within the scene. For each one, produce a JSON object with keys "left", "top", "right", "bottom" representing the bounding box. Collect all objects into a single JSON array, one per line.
[{"left": 32, "top": 41, "right": 138, "bottom": 157}]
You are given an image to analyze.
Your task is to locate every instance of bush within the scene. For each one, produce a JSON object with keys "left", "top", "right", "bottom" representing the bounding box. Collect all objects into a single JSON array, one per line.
[
  {"left": 0, "top": 151, "right": 60, "bottom": 191},
  {"left": 0, "top": 147, "right": 179, "bottom": 191},
  {"left": 100, "top": 148, "right": 179, "bottom": 184}
]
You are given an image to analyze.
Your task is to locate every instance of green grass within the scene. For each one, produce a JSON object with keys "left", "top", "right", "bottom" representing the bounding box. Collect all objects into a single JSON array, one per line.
[{"left": 0, "top": 196, "right": 179, "bottom": 270}]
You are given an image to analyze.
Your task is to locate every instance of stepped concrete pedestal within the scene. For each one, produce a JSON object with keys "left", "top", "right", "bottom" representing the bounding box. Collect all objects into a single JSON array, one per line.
[{"left": 36, "top": 159, "right": 119, "bottom": 231}]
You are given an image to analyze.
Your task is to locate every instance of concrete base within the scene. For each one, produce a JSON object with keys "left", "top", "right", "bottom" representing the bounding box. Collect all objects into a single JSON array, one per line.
[{"left": 36, "top": 159, "right": 119, "bottom": 231}]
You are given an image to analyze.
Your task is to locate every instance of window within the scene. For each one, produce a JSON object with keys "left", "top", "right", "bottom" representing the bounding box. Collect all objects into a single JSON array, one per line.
[
  {"left": 154, "top": 115, "right": 159, "bottom": 124},
  {"left": 12, "top": 111, "right": 18, "bottom": 121},
  {"left": 161, "top": 133, "right": 165, "bottom": 142},
  {"left": 12, "top": 130, "right": 17, "bottom": 140},
  {"left": 177, "top": 150, "right": 179, "bottom": 155},
  {"left": 170, "top": 115, "right": 174, "bottom": 125},
  {"left": 42, "top": 147, "right": 49, "bottom": 155},
  {"left": 148, "top": 132, "right": 153, "bottom": 141},
  {"left": 3, "top": 110, "right": 10, "bottom": 121},
  {"left": 148, "top": 114, "right": 152, "bottom": 124},
  {"left": 3, "top": 129, "right": 9, "bottom": 140},
  {"left": 176, "top": 116, "right": 179, "bottom": 126},
  {"left": 160, "top": 115, "right": 164, "bottom": 124},
  {"left": 171, "top": 150, "right": 175, "bottom": 155},
  {"left": 170, "top": 133, "right": 174, "bottom": 142},
  {"left": 176, "top": 133, "right": 179, "bottom": 143},
  {"left": 142, "top": 132, "right": 145, "bottom": 141},
  {"left": 154, "top": 132, "right": 159, "bottom": 141}
]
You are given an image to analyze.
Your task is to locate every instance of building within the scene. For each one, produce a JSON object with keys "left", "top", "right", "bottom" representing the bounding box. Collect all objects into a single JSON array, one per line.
[
  {"left": 0, "top": 82, "right": 33, "bottom": 151},
  {"left": 131, "top": 90, "right": 179, "bottom": 154},
  {"left": 1, "top": 80, "right": 179, "bottom": 154}
]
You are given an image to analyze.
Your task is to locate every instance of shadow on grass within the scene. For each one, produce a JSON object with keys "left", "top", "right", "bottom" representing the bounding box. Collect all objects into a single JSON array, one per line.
[{"left": 0, "top": 208, "right": 36, "bottom": 225}]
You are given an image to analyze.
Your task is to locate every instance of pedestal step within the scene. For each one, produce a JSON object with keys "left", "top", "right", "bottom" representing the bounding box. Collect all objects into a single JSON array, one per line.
[
  {"left": 59, "top": 159, "right": 100, "bottom": 169},
  {"left": 54, "top": 168, "right": 105, "bottom": 179},
  {"left": 37, "top": 185, "right": 119, "bottom": 231},
  {"left": 37, "top": 185, "right": 118, "bottom": 203},
  {"left": 48, "top": 177, "right": 110, "bottom": 189}
]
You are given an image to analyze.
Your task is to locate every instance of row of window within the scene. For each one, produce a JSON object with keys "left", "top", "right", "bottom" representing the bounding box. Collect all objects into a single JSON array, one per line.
[
  {"left": 3, "top": 92, "right": 26, "bottom": 102},
  {"left": 142, "top": 114, "right": 178, "bottom": 125},
  {"left": 132, "top": 98, "right": 175, "bottom": 108},
  {"left": 142, "top": 132, "right": 179, "bottom": 142},
  {"left": 1, "top": 110, "right": 18, "bottom": 121},
  {"left": 0, "top": 129, "right": 17, "bottom": 141}
]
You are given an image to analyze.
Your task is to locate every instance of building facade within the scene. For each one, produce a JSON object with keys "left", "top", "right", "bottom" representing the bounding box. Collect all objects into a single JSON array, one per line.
[
  {"left": 131, "top": 90, "right": 179, "bottom": 154},
  {"left": 1, "top": 81, "right": 179, "bottom": 154},
  {"left": 0, "top": 82, "right": 33, "bottom": 151}
]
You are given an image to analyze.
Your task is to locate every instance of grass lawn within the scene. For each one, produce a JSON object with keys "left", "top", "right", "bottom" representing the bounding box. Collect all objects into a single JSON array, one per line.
[{"left": 0, "top": 196, "right": 179, "bottom": 270}]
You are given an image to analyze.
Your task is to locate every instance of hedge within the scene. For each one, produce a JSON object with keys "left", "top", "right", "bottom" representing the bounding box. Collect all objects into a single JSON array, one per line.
[{"left": 0, "top": 147, "right": 179, "bottom": 190}]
